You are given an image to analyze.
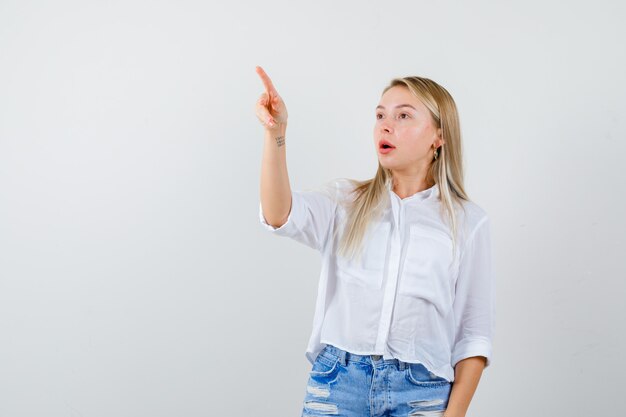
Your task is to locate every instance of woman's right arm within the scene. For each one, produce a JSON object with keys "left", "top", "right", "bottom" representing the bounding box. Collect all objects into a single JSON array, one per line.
[
  {"left": 256, "top": 66, "right": 291, "bottom": 228},
  {"left": 256, "top": 66, "right": 337, "bottom": 252}
]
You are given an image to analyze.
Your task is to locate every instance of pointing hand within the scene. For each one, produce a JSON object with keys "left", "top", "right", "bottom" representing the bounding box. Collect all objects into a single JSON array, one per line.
[{"left": 255, "top": 66, "right": 288, "bottom": 131}]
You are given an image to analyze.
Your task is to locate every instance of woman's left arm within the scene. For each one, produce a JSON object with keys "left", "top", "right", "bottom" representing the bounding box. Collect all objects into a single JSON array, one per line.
[
  {"left": 444, "top": 356, "right": 486, "bottom": 417},
  {"left": 446, "top": 214, "right": 495, "bottom": 417}
]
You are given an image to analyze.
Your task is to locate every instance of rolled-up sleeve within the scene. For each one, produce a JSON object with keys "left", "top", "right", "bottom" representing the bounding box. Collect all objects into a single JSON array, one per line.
[
  {"left": 451, "top": 215, "right": 495, "bottom": 369},
  {"left": 259, "top": 184, "right": 337, "bottom": 252}
]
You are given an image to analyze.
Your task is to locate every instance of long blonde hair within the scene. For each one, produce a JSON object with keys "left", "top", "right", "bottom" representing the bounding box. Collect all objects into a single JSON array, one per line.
[{"left": 334, "top": 76, "right": 470, "bottom": 262}]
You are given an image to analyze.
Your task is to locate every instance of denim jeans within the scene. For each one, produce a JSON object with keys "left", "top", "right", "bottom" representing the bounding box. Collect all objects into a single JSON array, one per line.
[{"left": 301, "top": 344, "right": 451, "bottom": 417}]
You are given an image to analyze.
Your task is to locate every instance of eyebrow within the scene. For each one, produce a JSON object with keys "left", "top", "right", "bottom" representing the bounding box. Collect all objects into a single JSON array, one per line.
[{"left": 376, "top": 104, "right": 417, "bottom": 110}]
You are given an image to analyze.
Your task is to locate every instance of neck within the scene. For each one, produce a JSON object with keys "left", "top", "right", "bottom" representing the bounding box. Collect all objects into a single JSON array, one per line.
[{"left": 391, "top": 177, "right": 434, "bottom": 199}]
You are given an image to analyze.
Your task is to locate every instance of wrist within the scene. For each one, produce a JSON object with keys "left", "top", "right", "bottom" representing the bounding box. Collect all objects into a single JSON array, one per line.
[
  {"left": 265, "top": 123, "right": 287, "bottom": 137},
  {"left": 263, "top": 127, "right": 287, "bottom": 149},
  {"left": 270, "top": 122, "right": 287, "bottom": 135}
]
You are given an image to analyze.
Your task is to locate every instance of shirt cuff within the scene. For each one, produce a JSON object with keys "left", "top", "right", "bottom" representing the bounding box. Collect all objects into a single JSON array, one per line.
[
  {"left": 258, "top": 194, "right": 300, "bottom": 237},
  {"left": 451, "top": 337, "right": 492, "bottom": 368}
]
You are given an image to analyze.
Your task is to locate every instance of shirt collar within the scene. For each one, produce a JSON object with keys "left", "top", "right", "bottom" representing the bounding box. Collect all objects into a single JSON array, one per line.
[{"left": 386, "top": 178, "right": 439, "bottom": 202}]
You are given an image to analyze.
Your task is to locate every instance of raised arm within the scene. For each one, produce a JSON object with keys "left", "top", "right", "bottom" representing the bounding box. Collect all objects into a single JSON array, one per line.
[{"left": 256, "top": 65, "right": 291, "bottom": 228}]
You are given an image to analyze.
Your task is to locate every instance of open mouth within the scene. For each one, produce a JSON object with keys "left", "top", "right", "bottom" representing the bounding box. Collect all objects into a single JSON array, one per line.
[{"left": 380, "top": 140, "right": 396, "bottom": 149}]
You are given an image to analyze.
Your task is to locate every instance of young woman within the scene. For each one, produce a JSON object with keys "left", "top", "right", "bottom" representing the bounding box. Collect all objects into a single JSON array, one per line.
[{"left": 256, "top": 65, "right": 495, "bottom": 417}]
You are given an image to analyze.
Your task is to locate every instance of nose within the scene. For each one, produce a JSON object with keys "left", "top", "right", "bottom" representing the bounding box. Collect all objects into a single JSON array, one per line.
[{"left": 380, "top": 119, "right": 393, "bottom": 133}]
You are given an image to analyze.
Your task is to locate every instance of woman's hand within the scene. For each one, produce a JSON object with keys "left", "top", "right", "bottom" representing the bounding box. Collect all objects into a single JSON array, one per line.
[{"left": 255, "top": 66, "right": 288, "bottom": 131}]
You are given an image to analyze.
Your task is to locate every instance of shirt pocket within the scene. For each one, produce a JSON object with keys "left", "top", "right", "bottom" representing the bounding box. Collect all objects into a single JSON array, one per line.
[
  {"left": 399, "top": 225, "right": 454, "bottom": 313},
  {"left": 335, "top": 221, "right": 391, "bottom": 290}
]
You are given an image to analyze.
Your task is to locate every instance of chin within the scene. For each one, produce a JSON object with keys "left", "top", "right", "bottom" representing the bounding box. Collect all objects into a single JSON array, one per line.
[{"left": 378, "top": 160, "right": 394, "bottom": 170}]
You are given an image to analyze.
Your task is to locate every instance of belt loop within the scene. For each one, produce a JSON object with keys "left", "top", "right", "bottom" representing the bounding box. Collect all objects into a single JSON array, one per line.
[
  {"left": 399, "top": 360, "right": 406, "bottom": 371},
  {"left": 340, "top": 349, "right": 348, "bottom": 366}
]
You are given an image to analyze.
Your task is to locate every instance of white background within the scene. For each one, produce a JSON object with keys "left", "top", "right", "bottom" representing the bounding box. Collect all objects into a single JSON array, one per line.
[{"left": 1, "top": 0, "right": 624, "bottom": 416}]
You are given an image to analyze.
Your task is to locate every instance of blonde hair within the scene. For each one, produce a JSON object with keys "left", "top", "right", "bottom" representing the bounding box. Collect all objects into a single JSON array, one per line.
[{"left": 334, "top": 76, "right": 470, "bottom": 263}]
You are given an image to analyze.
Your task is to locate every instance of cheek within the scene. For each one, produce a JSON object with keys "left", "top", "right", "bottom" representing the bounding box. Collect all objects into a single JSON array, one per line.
[
  {"left": 399, "top": 127, "right": 430, "bottom": 153},
  {"left": 398, "top": 126, "right": 423, "bottom": 143}
]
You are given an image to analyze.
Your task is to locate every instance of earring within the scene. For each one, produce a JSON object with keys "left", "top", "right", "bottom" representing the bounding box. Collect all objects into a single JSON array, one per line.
[{"left": 433, "top": 146, "right": 439, "bottom": 160}]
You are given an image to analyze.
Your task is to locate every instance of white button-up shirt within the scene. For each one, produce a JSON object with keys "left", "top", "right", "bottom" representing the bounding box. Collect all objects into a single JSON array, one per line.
[{"left": 259, "top": 178, "right": 495, "bottom": 382}]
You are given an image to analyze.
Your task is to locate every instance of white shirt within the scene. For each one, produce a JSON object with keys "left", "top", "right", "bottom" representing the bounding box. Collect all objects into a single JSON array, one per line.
[{"left": 259, "top": 177, "right": 495, "bottom": 382}]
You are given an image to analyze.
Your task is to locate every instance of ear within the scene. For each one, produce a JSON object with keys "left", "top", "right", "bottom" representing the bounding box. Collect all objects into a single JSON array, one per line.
[{"left": 434, "top": 128, "right": 445, "bottom": 148}]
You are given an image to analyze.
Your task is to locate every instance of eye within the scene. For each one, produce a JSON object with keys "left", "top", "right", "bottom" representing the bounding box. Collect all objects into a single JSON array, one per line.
[
  {"left": 376, "top": 113, "right": 383, "bottom": 119},
  {"left": 399, "top": 113, "right": 410, "bottom": 119}
]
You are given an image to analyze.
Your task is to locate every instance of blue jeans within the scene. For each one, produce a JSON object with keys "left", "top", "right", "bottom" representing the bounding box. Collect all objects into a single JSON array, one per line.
[{"left": 301, "top": 344, "right": 451, "bottom": 417}]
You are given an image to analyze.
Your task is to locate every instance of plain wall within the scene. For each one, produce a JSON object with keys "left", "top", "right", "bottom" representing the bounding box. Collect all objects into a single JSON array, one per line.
[{"left": 1, "top": 0, "right": 624, "bottom": 416}]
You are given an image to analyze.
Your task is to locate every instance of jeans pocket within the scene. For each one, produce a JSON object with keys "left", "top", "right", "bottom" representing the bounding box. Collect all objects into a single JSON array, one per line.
[
  {"left": 310, "top": 353, "right": 341, "bottom": 380},
  {"left": 405, "top": 363, "right": 450, "bottom": 387}
]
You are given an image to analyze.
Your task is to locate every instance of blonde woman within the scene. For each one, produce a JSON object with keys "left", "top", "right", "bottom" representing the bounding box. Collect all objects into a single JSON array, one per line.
[{"left": 256, "top": 65, "right": 495, "bottom": 417}]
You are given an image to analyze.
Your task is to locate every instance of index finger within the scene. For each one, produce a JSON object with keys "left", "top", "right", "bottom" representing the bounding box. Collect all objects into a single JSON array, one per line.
[{"left": 255, "top": 65, "right": 279, "bottom": 96}]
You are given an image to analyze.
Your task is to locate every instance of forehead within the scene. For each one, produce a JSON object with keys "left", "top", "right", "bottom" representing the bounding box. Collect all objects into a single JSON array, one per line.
[{"left": 378, "top": 85, "right": 426, "bottom": 110}]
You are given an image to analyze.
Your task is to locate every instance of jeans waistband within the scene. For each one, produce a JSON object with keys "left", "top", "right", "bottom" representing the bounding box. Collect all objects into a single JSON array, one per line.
[{"left": 320, "top": 344, "right": 410, "bottom": 370}]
